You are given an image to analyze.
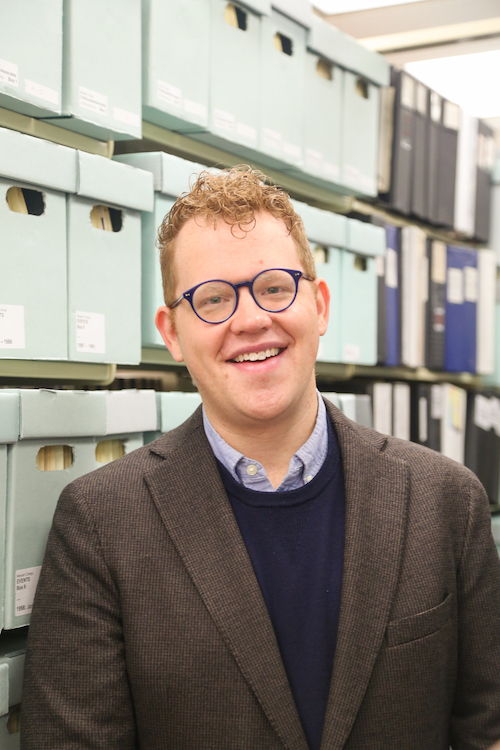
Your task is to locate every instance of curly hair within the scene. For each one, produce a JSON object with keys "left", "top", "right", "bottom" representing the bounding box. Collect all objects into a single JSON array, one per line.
[{"left": 156, "top": 164, "right": 315, "bottom": 306}]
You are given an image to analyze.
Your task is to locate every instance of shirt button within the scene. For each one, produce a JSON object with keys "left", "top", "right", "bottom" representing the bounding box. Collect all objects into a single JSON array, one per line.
[
  {"left": 246, "top": 464, "right": 258, "bottom": 476},
  {"left": 305, "top": 475, "right": 313, "bottom": 483}
]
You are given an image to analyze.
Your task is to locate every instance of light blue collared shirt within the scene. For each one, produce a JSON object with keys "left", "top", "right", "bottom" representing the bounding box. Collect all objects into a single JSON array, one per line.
[{"left": 202, "top": 391, "right": 329, "bottom": 492}]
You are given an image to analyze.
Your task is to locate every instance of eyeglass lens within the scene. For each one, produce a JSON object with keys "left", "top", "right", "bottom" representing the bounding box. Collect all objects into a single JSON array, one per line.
[{"left": 191, "top": 269, "right": 297, "bottom": 323}]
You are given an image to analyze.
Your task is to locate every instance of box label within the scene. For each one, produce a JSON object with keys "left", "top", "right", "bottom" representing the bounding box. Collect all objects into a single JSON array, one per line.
[
  {"left": 237, "top": 122, "right": 257, "bottom": 142},
  {"left": 464, "top": 266, "right": 478, "bottom": 303},
  {"left": 386, "top": 247, "right": 398, "bottom": 289},
  {"left": 447, "top": 268, "right": 464, "bottom": 305},
  {"left": 157, "top": 80, "right": 182, "bottom": 108},
  {"left": 113, "top": 106, "right": 140, "bottom": 128},
  {"left": 79, "top": 86, "right": 108, "bottom": 116},
  {"left": 183, "top": 99, "right": 207, "bottom": 119},
  {"left": 0, "top": 59, "right": 18, "bottom": 87},
  {"left": 0, "top": 304, "right": 25, "bottom": 349},
  {"left": 431, "top": 384, "right": 443, "bottom": 420},
  {"left": 25, "top": 79, "right": 59, "bottom": 105},
  {"left": 323, "top": 161, "right": 340, "bottom": 180},
  {"left": 474, "top": 394, "right": 492, "bottom": 432},
  {"left": 343, "top": 343, "right": 360, "bottom": 362},
  {"left": 418, "top": 397, "right": 428, "bottom": 443},
  {"left": 213, "top": 108, "right": 235, "bottom": 132},
  {"left": 262, "top": 128, "right": 282, "bottom": 150},
  {"left": 15, "top": 566, "right": 41, "bottom": 617},
  {"left": 375, "top": 255, "right": 385, "bottom": 277},
  {"left": 76, "top": 311, "right": 105, "bottom": 354}
]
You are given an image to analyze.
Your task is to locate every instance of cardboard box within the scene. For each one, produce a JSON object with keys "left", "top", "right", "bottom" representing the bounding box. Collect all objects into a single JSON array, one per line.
[
  {"left": 42, "top": 0, "right": 142, "bottom": 140},
  {"left": 67, "top": 153, "right": 154, "bottom": 365},
  {"left": 0, "top": 713, "right": 20, "bottom": 749},
  {"left": 0, "top": 630, "right": 27, "bottom": 716},
  {"left": 0, "top": 128, "right": 76, "bottom": 362},
  {"left": 0, "top": 0, "right": 62, "bottom": 118},
  {"left": 142, "top": 0, "right": 210, "bottom": 133},
  {"left": 160, "top": 392, "right": 203, "bottom": 432},
  {"left": 339, "top": 220, "right": 386, "bottom": 365}
]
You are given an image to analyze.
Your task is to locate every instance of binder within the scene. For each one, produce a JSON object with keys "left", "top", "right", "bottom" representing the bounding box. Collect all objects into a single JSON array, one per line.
[
  {"left": 376, "top": 253, "right": 387, "bottom": 365},
  {"left": 476, "top": 249, "right": 496, "bottom": 375},
  {"left": 384, "top": 224, "right": 400, "bottom": 366},
  {"left": 436, "top": 99, "right": 460, "bottom": 228},
  {"left": 354, "top": 394, "right": 373, "bottom": 428},
  {"left": 475, "top": 121, "right": 495, "bottom": 242},
  {"left": 454, "top": 110, "right": 478, "bottom": 238},
  {"left": 401, "top": 226, "right": 426, "bottom": 368},
  {"left": 368, "top": 382, "right": 393, "bottom": 437},
  {"left": 445, "top": 245, "right": 477, "bottom": 373},
  {"left": 464, "top": 392, "right": 500, "bottom": 504},
  {"left": 411, "top": 80, "right": 429, "bottom": 221},
  {"left": 410, "top": 383, "right": 442, "bottom": 451},
  {"left": 441, "top": 383, "right": 467, "bottom": 464},
  {"left": 427, "top": 91, "right": 442, "bottom": 224},
  {"left": 425, "top": 239, "right": 446, "bottom": 370},
  {"left": 386, "top": 68, "right": 415, "bottom": 215},
  {"left": 393, "top": 382, "right": 411, "bottom": 441}
]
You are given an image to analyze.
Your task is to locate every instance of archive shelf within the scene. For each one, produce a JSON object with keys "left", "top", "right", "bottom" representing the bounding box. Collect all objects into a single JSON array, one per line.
[{"left": 0, "top": 360, "right": 116, "bottom": 387}]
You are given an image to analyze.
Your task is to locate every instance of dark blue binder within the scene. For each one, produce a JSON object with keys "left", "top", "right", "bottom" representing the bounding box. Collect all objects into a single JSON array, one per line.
[
  {"left": 445, "top": 245, "right": 477, "bottom": 373},
  {"left": 384, "top": 224, "right": 400, "bottom": 366}
]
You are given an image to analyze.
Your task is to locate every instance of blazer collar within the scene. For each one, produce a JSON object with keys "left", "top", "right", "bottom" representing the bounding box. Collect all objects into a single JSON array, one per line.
[{"left": 147, "top": 402, "right": 409, "bottom": 750}]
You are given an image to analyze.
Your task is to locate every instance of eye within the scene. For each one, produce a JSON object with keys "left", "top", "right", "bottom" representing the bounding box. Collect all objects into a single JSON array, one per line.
[{"left": 263, "top": 285, "right": 286, "bottom": 295}]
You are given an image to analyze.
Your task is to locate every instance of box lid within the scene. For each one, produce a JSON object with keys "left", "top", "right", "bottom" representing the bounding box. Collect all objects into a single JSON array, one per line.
[
  {"left": 311, "top": 20, "right": 389, "bottom": 86},
  {"left": 77, "top": 152, "right": 154, "bottom": 211},
  {"left": 235, "top": 0, "right": 271, "bottom": 14},
  {"left": 346, "top": 219, "right": 386, "bottom": 256},
  {"left": 114, "top": 152, "right": 210, "bottom": 199},
  {"left": 105, "top": 390, "right": 158, "bottom": 435},
  {"left": 0, "top": 126, "right": 76, "bottom": 192},
  {"left": 292, "top": 200, "right": 347, "bottom": 248},
  {"left": 0, "top": 392, "right": 19, "bottom": 443},
  {"left": 9, "top": 389, "right": 107, "bottom": 439},
  {"left": 272, "top": 0, "right": 312, "bottom": 28},
  {"left": 160, "top": 392, "right": 202, "bottom": 432}
]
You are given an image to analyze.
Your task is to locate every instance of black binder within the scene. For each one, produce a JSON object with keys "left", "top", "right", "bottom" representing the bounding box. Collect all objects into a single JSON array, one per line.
[
  {"left": 464, "top": 391, "right": 500, "bottom": 504},
  {"left": 411, "top": 80, "right": 429, "bottom": 221},
  {"left": 410, "top": 382, "right": 442, "bottom": 451},
  {"left": 427, "top": 91, "right": 442, "bottom": 225},
  {"left": 425, "top": 239, "right": 446, "bottom": 370},
  {"left": 436, "top": 99, "right": 460, "bottom": 228},
  {"left": 474, "top": 120, "right": 495, "bottom": 242},
  {"left": 388, "top": 68, "right": 415, "bottom": 215}
]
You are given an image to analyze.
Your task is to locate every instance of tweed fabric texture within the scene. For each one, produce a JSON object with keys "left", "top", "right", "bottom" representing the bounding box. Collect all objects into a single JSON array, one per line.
[{"left": 21, "top": 401, "right": 500, "bottom": 750}]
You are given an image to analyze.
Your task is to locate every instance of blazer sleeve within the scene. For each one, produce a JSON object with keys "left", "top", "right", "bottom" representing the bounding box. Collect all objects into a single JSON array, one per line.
[
  {"left": 450, "top": 471, "right": 500, "bottom": 750},
  {"left": 20, "top": 481, "right": 138, "bottom": 750}
]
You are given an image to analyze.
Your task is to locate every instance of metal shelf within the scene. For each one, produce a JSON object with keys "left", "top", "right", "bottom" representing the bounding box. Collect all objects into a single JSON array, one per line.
[
  {"left": 0, "top": 360, "right": 116, "bottom": 386},
  {"left": 0, "top": 106, "right": 113, "bottom": 157}
]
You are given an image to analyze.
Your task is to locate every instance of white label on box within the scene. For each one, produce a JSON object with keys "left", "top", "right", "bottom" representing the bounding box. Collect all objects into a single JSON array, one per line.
[
  {"left": 262, "top": 128, "right": 282, "bottom": 150},
  {"left": 113, "top": 106, "right": 140, "bottom": 128},
  {"left": 386, "top": 247, "right": 398, "bottom": 289},
  {"left": 375, "top": 255, "right": 385, "bottom": 277},
  {"left": 431, "top": 384, "right": 443, "bottom": 420},
  {"left": 474, "top": 394, "right": 492, "bottom": 432},
  {"left": 360, "top": 175, "right": 376, "bottom": 194},
  {"left": 0, "top": 59, "right": 18, "bottom": 87},
  {"left": 447, "top": 268, "right": 464, "bottom": 304},
  {"left": 421, "top": 254, "right": 429, "bottom": 303},
  {"left": 0, "top": 304, "right": 25, "bottom": 349},
  {"left": 306, "top": 148, "right": 323, "bottom": 169},
  {"left": 76, "top": 312, "right": 105, "bottom": 354},
  {"left": 24, "top": 79, "right": 59, "bottom": 105},
  {"left": 464, "top": 266, "right": 478, "bottom": 303},
  {"left": 284, "top": 142, "right": 301, "bottom": 160},
  {"left": 343, "top": 343, "right": 360, "bottom": 362},
  {"left": 79, "top": 86, "right": 108, "bottom": 116},
  {"left": 237, "top": 122, "right": 257, "bottom": 141},
  {"left": 184, "top": 99, "right": 207, "bottom": 119},
  {"left": 418, "top": 396, "right": 428, "bottom": 443},
  {"left": 213, "top": 108, "right": 235, "bottom": 132},
  {"left": 443, "top": 101, "right": 460, "bottom": 131},
  {"left": 157, "top": 80, "right": 182, "bottom": 108},
  {"left": 344, "top": 165, "right": 359, "bottom": 184},
  {"left": 323, "top": 161, "right": 340, "bottom": 180},
  {"left": 15, "top": 566, "right": 41, "bottom": 617}
]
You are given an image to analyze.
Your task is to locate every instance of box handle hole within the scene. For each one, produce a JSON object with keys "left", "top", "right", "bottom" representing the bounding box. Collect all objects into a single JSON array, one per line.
[
  {"left": 355, "top": 77, "right": 369, "bottom": 99},
  {"left": 224, "top": 3, "right": 247, "bottom": 30},
  {"left": 36, "top": 446, "right": 73, "bottom": 471},
  {"left": 7, "top": 706, "right": 21, "bottom": 734},
  {"left": 314, "top": 245, "right": 329, "bottom": 264},
  {"left": 354, "top": 255, "right": 368, "bottom": 272},
  {"left": 90, "top": 206, "right": 123, "bottom": 232},
  {"left": 95, "top": 439, "right": 125, "bottom": 464},
  {"left": 274, "top": 32, "right": 293, "bottom": 56},
  {"left": 316, "top": 58, "right": 333, "bottom": 81},
  {"left": 6, "top": 187, "right": 45, "bottom": 215}
]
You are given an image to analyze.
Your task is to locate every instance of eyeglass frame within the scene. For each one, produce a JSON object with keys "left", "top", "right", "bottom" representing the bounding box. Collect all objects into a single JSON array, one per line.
[{"left": 169, "top": 267, "right": 316, "bottom": 324}]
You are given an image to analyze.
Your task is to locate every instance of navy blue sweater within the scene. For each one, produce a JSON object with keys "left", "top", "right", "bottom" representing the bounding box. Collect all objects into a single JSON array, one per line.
[{"left": 217, "top": 418, "right": 345, "bottom": 750}]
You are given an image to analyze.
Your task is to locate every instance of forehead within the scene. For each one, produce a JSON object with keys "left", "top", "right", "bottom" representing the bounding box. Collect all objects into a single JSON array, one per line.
[{"left": 173, "top": 211, "right": 302, "bottom": 286}]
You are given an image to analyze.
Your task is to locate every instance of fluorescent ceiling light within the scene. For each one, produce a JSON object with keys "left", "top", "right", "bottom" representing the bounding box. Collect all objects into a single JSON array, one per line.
[
  {"left": 406, "top": 50, "right": 500, "bottom": 119},
  {"left": 313, "top": 0, "right": 427, "bottom": 14}
]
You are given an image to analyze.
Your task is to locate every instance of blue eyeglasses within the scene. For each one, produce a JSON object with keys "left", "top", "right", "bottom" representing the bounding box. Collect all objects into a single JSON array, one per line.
[{"left": 169, "top": 268, "right": 315, "bottom": 324}]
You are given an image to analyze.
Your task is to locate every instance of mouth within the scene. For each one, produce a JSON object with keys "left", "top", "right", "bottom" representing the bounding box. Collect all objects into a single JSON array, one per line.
[{"left": 229, "top": 347, "right": 285, "bottom": 363}]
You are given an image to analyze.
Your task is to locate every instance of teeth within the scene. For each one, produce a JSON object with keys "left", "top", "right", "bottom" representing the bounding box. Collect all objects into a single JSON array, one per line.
[{"left": 233, "top": 347, "right": 281, "bottom": 363}]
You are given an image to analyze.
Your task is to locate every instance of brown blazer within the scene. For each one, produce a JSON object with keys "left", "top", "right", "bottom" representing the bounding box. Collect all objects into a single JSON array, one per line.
[{"left": 21, "top": 401, "right": 500, "bottom": 750}]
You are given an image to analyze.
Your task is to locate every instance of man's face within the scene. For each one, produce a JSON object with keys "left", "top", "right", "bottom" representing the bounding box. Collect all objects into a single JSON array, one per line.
[{"left": 156, "top": 211, "right": 329, "bottom": 432}]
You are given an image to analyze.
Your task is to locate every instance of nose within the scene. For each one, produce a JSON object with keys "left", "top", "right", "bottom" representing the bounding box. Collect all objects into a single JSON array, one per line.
[{"left": 229, "top": 286, "right": 273, "bottom": 334}]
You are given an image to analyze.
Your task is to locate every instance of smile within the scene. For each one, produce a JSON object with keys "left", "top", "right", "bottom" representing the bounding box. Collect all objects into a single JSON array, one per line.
[{"left": 231, "top": 347, "right": 283, "bottom": 363}]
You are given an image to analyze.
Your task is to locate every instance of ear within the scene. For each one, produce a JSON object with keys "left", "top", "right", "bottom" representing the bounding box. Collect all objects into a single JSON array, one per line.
[
  {"left": 155, "top": 306, "right": 184, "bottom": 362},
  {"left": 314, "top": 277, "right": 330, "bottom": 336}
]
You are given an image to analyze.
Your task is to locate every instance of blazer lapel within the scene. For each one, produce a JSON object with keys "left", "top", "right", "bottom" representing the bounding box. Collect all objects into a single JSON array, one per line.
[
  {"left": 145, "top": 414, "right": 309, "bottom": 750},
  {"left": 321, "top": 404, "right": 409, "bottom": 750}
]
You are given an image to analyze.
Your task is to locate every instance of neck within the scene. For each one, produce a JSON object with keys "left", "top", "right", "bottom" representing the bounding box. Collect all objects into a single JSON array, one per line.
[{"left": 206, "top": 388, "right": 319, "bottom": 489}]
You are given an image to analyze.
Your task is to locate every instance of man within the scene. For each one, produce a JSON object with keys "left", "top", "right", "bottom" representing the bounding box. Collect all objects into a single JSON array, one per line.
[{"left": 22, "top": 166, "right": 500, "bottom": 749}]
